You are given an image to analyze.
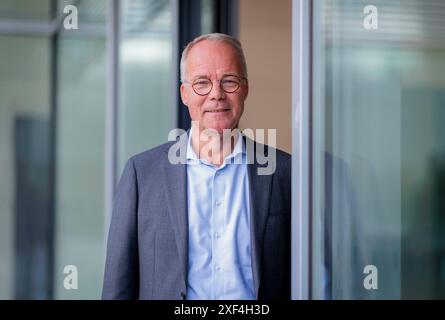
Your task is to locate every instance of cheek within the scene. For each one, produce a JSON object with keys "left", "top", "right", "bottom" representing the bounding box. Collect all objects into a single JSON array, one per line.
[
  {"left": 231, "top": 97, "right": 245, "bottom": 114},
  {"left": 187, "top": 97, "right": 206, "bottom": 117}
]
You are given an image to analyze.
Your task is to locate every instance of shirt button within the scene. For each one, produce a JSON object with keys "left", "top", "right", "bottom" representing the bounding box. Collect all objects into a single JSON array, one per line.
[
  {"left": 215, "top": 265, "right": 220, "bottom": 271},
  {"left": 215, "top": 201, "right": 220, "bottom": 207},
  {"left": 214, "top": 232, "right": 220, "bottom": 239}
]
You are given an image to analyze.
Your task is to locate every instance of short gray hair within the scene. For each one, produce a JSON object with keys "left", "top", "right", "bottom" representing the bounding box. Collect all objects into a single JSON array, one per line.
[{"left": 180, "top": 33, "right": 248, "bottom": 83}]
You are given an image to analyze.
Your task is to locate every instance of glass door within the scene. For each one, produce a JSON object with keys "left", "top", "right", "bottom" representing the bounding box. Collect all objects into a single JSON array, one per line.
[{"left": 309, "top": 0, "right": 445, "bottom": 299}]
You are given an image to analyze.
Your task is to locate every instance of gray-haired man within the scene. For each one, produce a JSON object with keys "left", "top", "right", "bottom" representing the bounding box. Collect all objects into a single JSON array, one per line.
[{"left": 102, "top": 33, "right": 291, "bottom": 300}]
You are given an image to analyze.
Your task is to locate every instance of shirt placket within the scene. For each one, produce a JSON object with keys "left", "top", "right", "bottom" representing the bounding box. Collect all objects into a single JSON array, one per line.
[{"left": 211, "top": 165, "right": 226, "bottom": 299}]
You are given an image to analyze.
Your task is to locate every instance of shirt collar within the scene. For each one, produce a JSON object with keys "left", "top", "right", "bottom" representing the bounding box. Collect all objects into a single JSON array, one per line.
[{"left": 186, "top": 126, "right": 245, "bottom": 162}]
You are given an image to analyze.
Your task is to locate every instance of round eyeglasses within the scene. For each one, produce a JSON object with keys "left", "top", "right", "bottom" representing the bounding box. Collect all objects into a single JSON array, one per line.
[{"left": 184, "top": 75, "right": 247, "bottom": 96}]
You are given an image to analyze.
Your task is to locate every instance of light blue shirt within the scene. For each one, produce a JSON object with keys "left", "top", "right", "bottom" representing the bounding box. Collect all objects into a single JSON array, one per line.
[{"left": 185, "top": 130, "right": 255, "bottom": 300}]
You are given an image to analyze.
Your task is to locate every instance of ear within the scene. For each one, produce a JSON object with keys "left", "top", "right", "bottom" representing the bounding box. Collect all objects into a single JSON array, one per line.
[{"left": 180, "top": 83, "right": 189, "bottom": 106}]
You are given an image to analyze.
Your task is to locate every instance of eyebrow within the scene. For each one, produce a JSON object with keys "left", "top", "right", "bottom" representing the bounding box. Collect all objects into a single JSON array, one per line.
[
  {"left": 191, "top": 73, "right": 240, "bottom": 81},
  {"left": 191, "top": 75, "right": 210, "bottom": 81}
]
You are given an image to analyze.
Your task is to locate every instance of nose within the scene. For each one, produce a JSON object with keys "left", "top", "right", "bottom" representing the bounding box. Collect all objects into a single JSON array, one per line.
[{"left": 208, "top": 80, "right": 225, "bottom": 100}]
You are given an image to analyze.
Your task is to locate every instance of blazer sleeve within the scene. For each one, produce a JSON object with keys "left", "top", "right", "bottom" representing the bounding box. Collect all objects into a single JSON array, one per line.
[{"left": 102, "top": 158, "right": 139, "bottom": 299}]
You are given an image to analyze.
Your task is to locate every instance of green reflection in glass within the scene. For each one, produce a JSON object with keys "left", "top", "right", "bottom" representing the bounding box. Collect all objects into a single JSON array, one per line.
[{"left": 312, "top": 0, "right": 445, "bottom": 299}]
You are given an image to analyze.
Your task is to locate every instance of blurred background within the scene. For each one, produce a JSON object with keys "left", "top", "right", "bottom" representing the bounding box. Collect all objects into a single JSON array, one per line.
[{"left": 0, "top": 0, "right": 445, "bottom": 300}]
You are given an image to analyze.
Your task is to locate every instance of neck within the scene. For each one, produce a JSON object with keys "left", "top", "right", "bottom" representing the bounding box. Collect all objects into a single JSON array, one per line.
[{"left": 191, "top": 127, "right": 240, "bottom": 166}]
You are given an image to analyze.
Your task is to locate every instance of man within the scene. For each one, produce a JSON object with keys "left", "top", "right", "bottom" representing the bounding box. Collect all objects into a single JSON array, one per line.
[{"left": 102, "top": 33, "right": 291, "bottom": 300}]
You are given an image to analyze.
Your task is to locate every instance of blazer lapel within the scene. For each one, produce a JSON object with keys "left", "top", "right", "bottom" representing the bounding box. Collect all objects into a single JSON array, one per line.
[
  {"left": 246, "top": 137, "right": 272, "bottom": 298},
  {"left": 160, "top": 137, "right": 188, "bottom": 288}
]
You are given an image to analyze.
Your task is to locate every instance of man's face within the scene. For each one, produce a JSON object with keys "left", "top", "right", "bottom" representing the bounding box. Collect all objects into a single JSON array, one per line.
[{"left": 180, "top": 40, "right": 248, "bottom": 134}]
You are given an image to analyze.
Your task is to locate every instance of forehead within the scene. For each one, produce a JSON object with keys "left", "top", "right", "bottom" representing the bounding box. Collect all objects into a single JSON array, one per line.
[{"left": 186, "top": 40, "right": 242, "bottom": 77}]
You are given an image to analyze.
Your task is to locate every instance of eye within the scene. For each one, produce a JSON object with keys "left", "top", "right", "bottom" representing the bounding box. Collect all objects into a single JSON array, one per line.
[
  {"left": 222, "top": 79, "right": 239, "bottom": 89},
  {"left": 193, "top": 79, "right": 210, "bottom": 86},
  {"left": 222, "top": 76, "right": 240, "bottom": 84}
]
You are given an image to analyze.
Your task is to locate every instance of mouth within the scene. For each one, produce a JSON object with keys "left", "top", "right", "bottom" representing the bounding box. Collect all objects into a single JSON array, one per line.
[{"left": 205, "top": 109, "right": 230, "bottom": 113}]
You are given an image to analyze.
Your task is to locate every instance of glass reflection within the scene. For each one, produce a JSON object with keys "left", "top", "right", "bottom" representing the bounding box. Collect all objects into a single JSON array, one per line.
[{"left": 312, "top": 0, "right": 445, "bottom": 299}]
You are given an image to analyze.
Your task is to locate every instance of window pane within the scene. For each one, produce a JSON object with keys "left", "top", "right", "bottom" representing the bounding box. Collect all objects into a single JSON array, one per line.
[
  {"left": 0, "top": 35, "right": 51, "bottom": 299},
  {"left": 201, "top": 0, "right": 215, "bottom": 34},
  {"left": 0, "top": 0, "right": 52, "bottom": 20},
  {"left": 312, "top": 0, "right": 445, "bottom": 299},
  {"left": 118, "top": 0, "right": 174, "bottom": 173},
  {"left": 54, "top": 0, "right": 107, "bottom": 299}
]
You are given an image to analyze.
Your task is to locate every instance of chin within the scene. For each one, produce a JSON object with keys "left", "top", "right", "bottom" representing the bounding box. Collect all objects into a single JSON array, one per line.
[
  {"left": 213, "top": 124, "right": 237, "bottom": 135},
  {"left": 201, "top": 121, "right": 233, "bottom": 134}
]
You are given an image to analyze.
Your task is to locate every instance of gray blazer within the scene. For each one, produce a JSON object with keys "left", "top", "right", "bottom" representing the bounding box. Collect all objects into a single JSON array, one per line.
[{"left": 102, "top": 134, "right": 291, "bottom": 300}]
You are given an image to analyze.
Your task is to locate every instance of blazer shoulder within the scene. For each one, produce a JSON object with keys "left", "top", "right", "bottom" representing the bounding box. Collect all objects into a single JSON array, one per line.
[
  {"left": 252, "top": 143, "right": 290, "bottom": 184},
  {"left": 273, "top": 147, "right": 291, "bottom": 178},
  {"left": 128, "top": 140, "right": 176, "bottom": 168},
  {"left": 275, "top": 147, "right": 291, "bottom": 164},
  {"left": 244, "top": 135, "right": 291, "bottom": 164},
  {"left": 262, "top": 142, "right": 291, "bottom": 170}
]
